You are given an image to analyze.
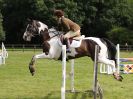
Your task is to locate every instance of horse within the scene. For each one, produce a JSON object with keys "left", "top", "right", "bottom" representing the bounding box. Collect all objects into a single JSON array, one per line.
[{"left": 23, "top": 19, "right": 123, "bottom": 81}]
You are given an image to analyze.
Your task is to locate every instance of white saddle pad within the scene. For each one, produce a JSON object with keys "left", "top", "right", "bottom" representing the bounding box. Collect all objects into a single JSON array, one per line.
[{"left": 70, "top": 35, "right": 85, "bottom": 48}]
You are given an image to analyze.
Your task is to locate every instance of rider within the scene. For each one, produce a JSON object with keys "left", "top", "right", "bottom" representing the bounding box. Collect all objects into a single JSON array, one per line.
[{"left": 54, "top": 9, "right": 81, "bottom": 52}]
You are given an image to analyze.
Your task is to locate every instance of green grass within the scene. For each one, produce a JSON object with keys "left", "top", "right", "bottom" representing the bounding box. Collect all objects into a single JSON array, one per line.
[{"left": 0, "top": 50, "right": 133, "bottom": 99}]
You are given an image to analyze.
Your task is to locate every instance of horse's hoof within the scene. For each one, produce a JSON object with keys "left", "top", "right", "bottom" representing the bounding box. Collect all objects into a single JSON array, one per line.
[
  {"left": 29, "top": 66, "right": 35, "bottom": 76},
  {"left": 118, "top": 76, "right": 123, "bottom": 81},
  {"left": 117, "top": 77, "right": 122, "bottom": 82},
  {"left": 114, "top": 75, "right": 123, "bottom": 82},
  {"left": 31, "top": 72, "right": 35, "bottom": 76},
  {"left": 113, "top": 73, "right": 123, "bottom": 82},
  {"left": 120, "top": 75, "right": 123, "bottom": 79}
]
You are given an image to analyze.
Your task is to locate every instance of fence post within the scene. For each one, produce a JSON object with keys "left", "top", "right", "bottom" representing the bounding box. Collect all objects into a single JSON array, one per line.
[
  {"left": 117, "top": 44, "right": 120, "bottom": 74},
  {"left": 93, "top": 45, "right": 99, "bottom": 99},
  {"left": 34, "top": 45, "right": 36, "bottom": 53},
  {"left": 71, "top": 59, "right": 75, "bottom": 92},
  {"left": 12, "top": 44, "right": 14, "bottom": 51},
  {"left": 22, "top": 44, "right": 25, "bottom": 52}
]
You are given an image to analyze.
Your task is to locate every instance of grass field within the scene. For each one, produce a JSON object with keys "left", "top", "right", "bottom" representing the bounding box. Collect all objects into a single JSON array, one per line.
[{"left": 0, "top": 50, "right": 133, "bottom": 99}]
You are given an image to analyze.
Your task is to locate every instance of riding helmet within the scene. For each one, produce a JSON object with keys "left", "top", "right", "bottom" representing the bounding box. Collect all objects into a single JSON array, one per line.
[{"left": 54, "top": 10, "right": 64, "bottom": 17}]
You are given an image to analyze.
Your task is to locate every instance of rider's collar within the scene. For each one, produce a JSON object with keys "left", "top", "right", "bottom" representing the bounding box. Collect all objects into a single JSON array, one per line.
[
  {"left": 59, "top": 16, "right": 64, "bottom": 23},
  {"left": 61, "top": 16, "right": 64, "bottom": 18}
]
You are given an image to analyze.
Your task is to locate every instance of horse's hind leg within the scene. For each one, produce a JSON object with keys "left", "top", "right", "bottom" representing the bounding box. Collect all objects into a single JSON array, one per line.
[
  {"left": 98, "top": 57, "right": 123, "bottom": 81},
  {"left": 98, "top": 57, "right": 116, "bottom": 71}
]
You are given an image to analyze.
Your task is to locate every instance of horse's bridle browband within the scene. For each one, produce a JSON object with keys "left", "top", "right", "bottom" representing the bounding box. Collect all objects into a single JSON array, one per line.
[{"left": 32, "top": 25, "right": 40, "bottom": 36}]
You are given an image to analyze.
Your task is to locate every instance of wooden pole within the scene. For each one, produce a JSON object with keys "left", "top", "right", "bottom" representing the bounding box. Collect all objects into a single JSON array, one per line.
[
  {"left": 93, "top": 45, "right": 99, "bottom": 99},
  {"left": 71, "top": 59, "right": 75, "bottom": 92},
  {"left": 117, "top": 44, "right": 120, "bottom": 74}
]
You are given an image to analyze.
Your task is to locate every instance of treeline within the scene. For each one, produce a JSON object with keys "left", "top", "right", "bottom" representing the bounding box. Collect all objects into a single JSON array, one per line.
[{"left": 0, "top": 0, "right": 133, "bottom": 44}]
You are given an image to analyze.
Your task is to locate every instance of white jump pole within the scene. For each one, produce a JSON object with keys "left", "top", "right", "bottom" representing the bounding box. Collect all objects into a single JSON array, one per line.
[
  {"left": 61, "top": 45, "right": 66, "bottom": 99},
  {"left": 0, "top": 42, "right": 8, "bottom": 65},
  {"left": 70, "top": 59, "right": 75, "bottom": 92},
  {"left": 116, "top": 44, "right": 120, "bottom": 74},
  {"left": 100, "top": 63, "right": 113, "bottom": 74},
  {"left": 100, "top": 63, "right": 107, "bottom": 73},
  {"left": 107, "top": 64, "right": 113, "bottom": 74},
  {"left": 2, "top": 43, "right": 5, "bottom": 64}
]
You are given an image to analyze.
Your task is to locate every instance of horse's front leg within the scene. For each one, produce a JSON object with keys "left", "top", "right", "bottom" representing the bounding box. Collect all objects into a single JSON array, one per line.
[
  {"left": 29, "top": 53, "right": 53, "bottom": 76},
  {"left": 29, "top": 56, "right": 36, "bottom": 76}
]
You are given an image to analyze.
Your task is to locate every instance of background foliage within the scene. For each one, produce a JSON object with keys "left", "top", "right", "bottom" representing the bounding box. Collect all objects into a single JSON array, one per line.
[{"left": 0, "top": 0, "right": 133, "bottom": 44}]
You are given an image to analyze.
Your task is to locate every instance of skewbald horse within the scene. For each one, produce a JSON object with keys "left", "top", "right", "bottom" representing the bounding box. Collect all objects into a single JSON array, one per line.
[{"left": 23, "top": 19, "right": 123, "bottom": 81}]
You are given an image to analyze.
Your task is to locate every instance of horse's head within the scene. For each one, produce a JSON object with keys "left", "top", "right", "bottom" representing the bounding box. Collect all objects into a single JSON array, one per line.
[{"left": 23, "top": 19, "right": 48, "bottom": 41}]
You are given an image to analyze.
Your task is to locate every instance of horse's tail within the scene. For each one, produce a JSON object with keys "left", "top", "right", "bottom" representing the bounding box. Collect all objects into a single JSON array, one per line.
[{"left": 102, "top": 38, "right": 117, "bottom": 63}]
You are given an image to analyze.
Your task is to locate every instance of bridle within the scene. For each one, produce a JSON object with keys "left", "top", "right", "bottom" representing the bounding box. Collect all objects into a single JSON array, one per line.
[
  {"left": 26, "top": 24, "right": 40, "bottom": 37},
  {"left": 27, "top": 23, "right": 64, "bottom": 41},
  {"left": 31, "top": 25, "right": 40, "bottom": 37}
]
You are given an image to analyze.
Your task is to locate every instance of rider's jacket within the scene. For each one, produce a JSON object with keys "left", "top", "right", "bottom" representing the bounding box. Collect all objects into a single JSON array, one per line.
[{"left": 57, "top": 16, "right": 80, "bottom": 32}]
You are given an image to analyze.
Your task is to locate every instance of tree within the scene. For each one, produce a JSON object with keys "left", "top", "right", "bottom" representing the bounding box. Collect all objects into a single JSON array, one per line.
[
  {"left": 1, "top": 0, "right": 133, "bottom": 44},
  {"left": 0, "top": 11, "right": 5, "bottom": 41},
  {"left": 107, "top": 26, "right": 133, "bottom": 44},
  {"left": 0, "top": 0, "right": 5, "bottom": 41},
  {"left": 46, "top": 0, "right": 85, "bottom": 26},
  {"left": 81, "top": 0, "right": 132, "bottom": 38},
  {"left": 1, "top": 0, "right": 46, "bottom": 43}
]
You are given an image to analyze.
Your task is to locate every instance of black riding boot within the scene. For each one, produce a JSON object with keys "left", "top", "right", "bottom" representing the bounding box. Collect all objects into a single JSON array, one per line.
[{"left": 65, "top": 38, "right": 71, "bottom": 53}]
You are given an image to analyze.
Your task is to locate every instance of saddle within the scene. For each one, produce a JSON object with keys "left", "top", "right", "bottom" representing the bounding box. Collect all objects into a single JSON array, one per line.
[{"left": 59, "top": 35, "right": 85, "bottom": 48}]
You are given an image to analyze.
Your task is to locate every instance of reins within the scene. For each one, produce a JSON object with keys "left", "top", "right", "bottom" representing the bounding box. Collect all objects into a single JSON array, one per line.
[{"left": 48, "top": 30, "right": 64, "bottom": 40}]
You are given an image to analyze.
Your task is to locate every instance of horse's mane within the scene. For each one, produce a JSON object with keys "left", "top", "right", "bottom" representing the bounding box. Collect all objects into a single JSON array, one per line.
[{"left": 48, "top": 27, "right": 64, "bottom": 38}]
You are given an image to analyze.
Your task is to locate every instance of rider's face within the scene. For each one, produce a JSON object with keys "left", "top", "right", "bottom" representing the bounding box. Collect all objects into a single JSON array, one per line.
[
  {"left": 53, "top": 16, "right": 56, "bottom": 19},
  {"left": 53, "top": 16, "right": 60, "bottom": 21}
]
